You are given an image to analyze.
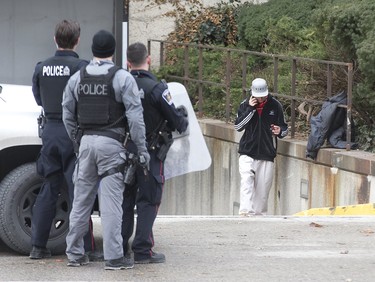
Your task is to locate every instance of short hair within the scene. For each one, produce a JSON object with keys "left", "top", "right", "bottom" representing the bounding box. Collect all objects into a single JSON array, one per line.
[
  {"left": 54, "top": 20, "right": 80, "bottom": 49},
  {"left": 127, "top": 42, "right": 148, "bottom": 67}
]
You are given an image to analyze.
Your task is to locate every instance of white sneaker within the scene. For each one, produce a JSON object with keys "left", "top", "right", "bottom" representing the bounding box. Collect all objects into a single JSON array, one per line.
[{"left": 239, "top": 210, "right": 250, "bottom": 217}]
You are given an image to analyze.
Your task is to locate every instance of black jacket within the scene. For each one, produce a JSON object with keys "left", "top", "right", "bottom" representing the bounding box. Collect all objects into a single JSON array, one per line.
[
  {"left": 130, "top": 70, "right": 188, "bottom": 137},
  {"left": 306, "top": 90, "right": 357, "bottom": 160},
  {"left": 234, "top": 95, "right": 288, "bottom": 162}
]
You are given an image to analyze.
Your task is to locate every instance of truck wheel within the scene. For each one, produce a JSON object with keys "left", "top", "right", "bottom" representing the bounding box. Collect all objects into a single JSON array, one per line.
[{"left": 0, "top": 162, "right": 70, "bottom": 255}]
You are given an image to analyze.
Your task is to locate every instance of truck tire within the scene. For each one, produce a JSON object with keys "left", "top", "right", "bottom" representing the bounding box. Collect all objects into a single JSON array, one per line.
[{"left": 0, "top": 162, "right": 70, "bottom": 255}]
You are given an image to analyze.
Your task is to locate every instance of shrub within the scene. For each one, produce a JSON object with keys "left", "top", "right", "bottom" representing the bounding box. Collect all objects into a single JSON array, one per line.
[
  {"left": 237, "top": 0, "right": 320, "bottom": 52},
  {"left": 153, "top": 0, "right": 375, "bottom": 151},
  {"left": 312, "top": 0, "right": 375, "bottom": 127}
]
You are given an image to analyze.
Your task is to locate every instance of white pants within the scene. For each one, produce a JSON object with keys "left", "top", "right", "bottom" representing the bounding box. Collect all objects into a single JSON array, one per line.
[{"left": 238, "top": 155, "right": 274, "bottom": 215}]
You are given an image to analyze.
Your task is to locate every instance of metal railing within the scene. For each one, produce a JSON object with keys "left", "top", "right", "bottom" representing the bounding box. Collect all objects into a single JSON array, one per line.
[{"left": 147, "top": 39, "right": 354, "bottom": 149}]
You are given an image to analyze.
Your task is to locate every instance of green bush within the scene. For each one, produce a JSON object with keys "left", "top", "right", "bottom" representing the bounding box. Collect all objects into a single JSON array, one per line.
[
  {"left": 312, "top": 0, "right": 375, "bottom": 129},
  {"left": 157, "top": 46, "right": 248, "bottom": 120},
  {"left": 237, "top": 0, "right": 320, "bottom": 52},
  {"left": 168, "top": 0, "right": 239, "bottom": 46},
  {"left": 155, "top": 0, "right": 375, "bottom": 151}
]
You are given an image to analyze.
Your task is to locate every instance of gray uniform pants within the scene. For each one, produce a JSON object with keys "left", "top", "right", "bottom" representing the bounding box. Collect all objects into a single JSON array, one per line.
[{"left": 66, "top": 135, "right": 126, "bottom": 261}]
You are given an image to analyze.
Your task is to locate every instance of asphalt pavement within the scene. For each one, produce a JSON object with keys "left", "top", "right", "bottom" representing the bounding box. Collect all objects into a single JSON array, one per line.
[{"left": 1, "top": 215, "right": 374, "bottom": 281}]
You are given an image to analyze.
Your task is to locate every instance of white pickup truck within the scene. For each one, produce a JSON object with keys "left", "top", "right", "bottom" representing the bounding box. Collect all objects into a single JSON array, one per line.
[
  {"left": 0, "top": 82, "right": 211, "bottom": 255},
  {"left": 0, "top": 83, "right": 70, "bottom": 255}
]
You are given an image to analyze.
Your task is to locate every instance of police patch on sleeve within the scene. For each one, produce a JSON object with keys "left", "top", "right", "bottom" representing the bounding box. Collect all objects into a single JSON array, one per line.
[{"left": 162, "top": 89, "right": 173, "bottom": 105}]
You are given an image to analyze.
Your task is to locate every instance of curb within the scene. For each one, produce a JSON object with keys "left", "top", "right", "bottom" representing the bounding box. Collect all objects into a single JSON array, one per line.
[{"left": 294, "top": 203, "right": 375, "bottom": 216}]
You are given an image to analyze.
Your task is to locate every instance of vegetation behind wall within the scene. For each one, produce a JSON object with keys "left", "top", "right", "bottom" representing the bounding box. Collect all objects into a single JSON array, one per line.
[{"left": 150, "top": 0, "right": 375, "bottom": 152}]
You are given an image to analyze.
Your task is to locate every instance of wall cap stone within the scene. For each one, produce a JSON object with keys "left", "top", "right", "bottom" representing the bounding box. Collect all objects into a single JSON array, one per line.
[{"left": 198, "top": 118, "right": 375, "bottom": 176}]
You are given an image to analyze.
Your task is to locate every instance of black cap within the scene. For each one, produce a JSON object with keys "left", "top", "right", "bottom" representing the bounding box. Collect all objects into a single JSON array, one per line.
[{"left": 91, "top": 30, "right": 116, "bottom": 58}]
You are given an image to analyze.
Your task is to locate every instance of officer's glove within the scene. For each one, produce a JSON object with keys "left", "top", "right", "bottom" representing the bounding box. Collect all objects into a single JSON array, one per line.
[
  {"left": 177, "top": 118, "right": 189, "bottom": 134},
  {"left": 176, "top": 105, "right": 188, "bottom": 118},
  {"left": 138, "top": 151, "right": 150, "bottom": 173}
]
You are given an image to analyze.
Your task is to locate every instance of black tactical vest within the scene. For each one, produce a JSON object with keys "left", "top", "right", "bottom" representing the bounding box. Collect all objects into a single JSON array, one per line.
[
  {"left": 38, "top": 56, "right": 83, "bottom": 119},
  {"left": 134, "top": 76, "right": 164, "bottom": 138},
  {"left": 77, "top": 66, "right": 126, "bottom": 129}
]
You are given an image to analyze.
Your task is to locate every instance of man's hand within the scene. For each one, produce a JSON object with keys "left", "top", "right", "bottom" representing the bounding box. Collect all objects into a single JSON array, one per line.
[
  {"left": 270, "top": 124, "right": 281, "bottom": 135},
  {"left": 138, "top": 151, "right": 150, "bottom": 171},
  {"left": 249, "top": 96, "right": 258, "bottom": 107},
  {"left": 176, "top": 105, "right": 188, "bottom": 117}
]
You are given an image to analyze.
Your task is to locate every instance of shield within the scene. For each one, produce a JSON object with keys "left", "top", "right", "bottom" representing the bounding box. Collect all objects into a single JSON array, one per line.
[{"left": 164, "top": 82, "right": 212, "bottom": 179}]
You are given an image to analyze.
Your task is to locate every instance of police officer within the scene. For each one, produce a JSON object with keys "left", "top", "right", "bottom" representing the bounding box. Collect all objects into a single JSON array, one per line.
[
  {"left": 30, "top": 20, "right": 96, "bottom": 260},
  {"left": 122, "top": 42, "right": 188, "bottom": 264},
  {"left": 62, "top": 30, "right": 150, "bottom": 270}
]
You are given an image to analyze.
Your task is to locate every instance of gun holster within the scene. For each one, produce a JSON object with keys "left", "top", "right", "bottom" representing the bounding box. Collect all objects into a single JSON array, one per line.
[
  {"left": 71, "top": 127, "right": 83, "bottom": 154},
  {"left": 37, "top": 113, "right": 46, "bottom": 138},
  {"left": 123, "top": 152, "right": 137, "bottom": 186},
  {"left": 147, "top": 120, "right": 174, "bottom": 161},
  {"left": 156, "top": 133, "right": 174, "bottom": 162}
]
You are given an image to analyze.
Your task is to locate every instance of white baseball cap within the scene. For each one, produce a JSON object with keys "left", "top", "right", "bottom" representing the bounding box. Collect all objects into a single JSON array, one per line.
[{"left": 251, "top": 78, "right": 268, "bottom": 97}]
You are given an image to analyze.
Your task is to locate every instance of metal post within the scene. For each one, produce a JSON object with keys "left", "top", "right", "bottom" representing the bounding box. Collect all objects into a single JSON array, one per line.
[
  {"left": 183, "top": 45, "right": 189, "bottom": 87},
  {"left": 242, "top": 53, "right": 247, "bottom": 99},
  {"left": 273, "top": 56, "right": 279, "bottom": 94},
  {"left": 290, "top": 59, "right": 297, "bottom": 138},
  {"left": 160, "top": 42, "right": 164, "bottom": 67},
  {"left": 113, "top": 0, "right": 127, "bottom": 66},
  {"left": 122, "top": 0, "right": 129, "bottom": 69},
  {"left": 147, "top": 39, "right": 152, "bottom": 68},
  {"left": 198, "top": 47, "right": 203, "bottom": 118},
  {"left": 147, "top": 40, "right": 151, "bottom": 56},
  {"left": 327, "top": 64, "right": 332, "bottom": 97},
  {"left": 225, "top": 50, "right": 231, "bottom": 123},
  {"left": 346, "top": 63, "right": 353, "bottom": 150}
]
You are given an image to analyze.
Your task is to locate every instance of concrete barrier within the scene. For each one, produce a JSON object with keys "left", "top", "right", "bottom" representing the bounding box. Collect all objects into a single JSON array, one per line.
[{"left": 160, "top": 119, "right": 375, "bottom": 216}]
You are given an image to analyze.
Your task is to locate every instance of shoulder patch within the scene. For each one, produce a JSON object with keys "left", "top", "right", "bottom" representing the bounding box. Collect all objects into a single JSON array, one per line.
[{"left": 162, "top": 89, "right": 173, "bottom": 105}]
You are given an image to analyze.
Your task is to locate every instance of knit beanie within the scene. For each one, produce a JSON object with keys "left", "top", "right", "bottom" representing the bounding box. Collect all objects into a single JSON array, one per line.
[{"left": 91, "top": 30, "right": 116, "bottom": 58}]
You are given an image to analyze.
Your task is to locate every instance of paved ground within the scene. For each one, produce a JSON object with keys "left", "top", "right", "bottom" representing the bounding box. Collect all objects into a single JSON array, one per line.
[{"left": 1, "top": 215, "right": 374, "bottom": 281}]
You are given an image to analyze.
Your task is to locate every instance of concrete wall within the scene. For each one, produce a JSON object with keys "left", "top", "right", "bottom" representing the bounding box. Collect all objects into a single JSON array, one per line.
[{"left": 159, "top": 119, "right": 375, "bottom": 216}]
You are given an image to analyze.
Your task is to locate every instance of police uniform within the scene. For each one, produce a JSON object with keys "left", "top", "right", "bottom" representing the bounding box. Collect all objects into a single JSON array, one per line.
[
  {"left": 121, "top": 70, "right": 188, "bottom": 262},
  {"left": 31, "top": 50, "right": 95, "bottom": 255},
  {"left": 63, "top": 59, "right": 148, "bottom": 263}
]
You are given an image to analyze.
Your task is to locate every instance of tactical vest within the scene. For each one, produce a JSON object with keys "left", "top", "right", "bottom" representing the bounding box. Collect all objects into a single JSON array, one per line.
[
  {"left": 38, "top": 56, "right": 83, "bottom": 119},
  {"left": 134, "top": 76, "right": 164, "bottom": 138},
  {"left": 77, "top": 66, "right": 126, "bottom": 130}
]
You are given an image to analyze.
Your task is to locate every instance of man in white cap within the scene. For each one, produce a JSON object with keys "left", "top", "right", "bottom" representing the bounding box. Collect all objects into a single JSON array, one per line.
[{"left": 234, "top": 78, "right": 288, "bottom": 216}]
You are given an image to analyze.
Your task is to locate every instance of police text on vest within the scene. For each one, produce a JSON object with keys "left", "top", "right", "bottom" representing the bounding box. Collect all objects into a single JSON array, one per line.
[{"left": 42, "top": 65, "right": 70, "bottom": 76}]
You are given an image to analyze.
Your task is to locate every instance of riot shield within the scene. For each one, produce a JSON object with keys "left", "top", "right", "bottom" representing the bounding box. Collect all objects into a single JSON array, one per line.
[{"left": 164, "top": 82, "right": 212, "bottom": 179}]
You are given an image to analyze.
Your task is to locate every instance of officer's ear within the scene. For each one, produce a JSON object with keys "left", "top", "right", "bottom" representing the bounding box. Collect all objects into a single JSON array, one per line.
[{"left": 146, "top": 55, "right": 151, "bottom": 66}]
